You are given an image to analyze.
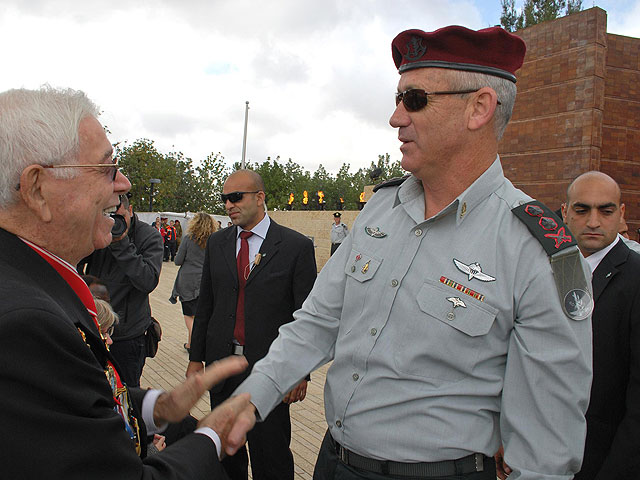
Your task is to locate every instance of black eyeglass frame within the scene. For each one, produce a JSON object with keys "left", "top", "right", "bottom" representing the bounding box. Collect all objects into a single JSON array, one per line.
[
  {"left": 220, "top": 190, "right": 261, "bottom": 204},
  {"left": 395, "top": 88, "right": 501, "bottom": 112}
]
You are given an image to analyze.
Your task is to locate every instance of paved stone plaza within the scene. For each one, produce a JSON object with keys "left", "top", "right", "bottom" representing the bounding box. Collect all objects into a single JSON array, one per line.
[{"left": 142, "top": 261, "right": 327, "bottom": 479}]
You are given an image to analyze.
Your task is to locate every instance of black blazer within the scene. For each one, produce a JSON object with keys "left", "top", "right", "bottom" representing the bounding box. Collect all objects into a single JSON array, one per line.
[
  {"left": 575, "top": 239, "right": 640, "bottom": 479},
  {"left": 0, "top": 228, "right": 225, "bottom": 480},
  {"left": 191, "top": 219, "right": 317, "bottom": 392}
]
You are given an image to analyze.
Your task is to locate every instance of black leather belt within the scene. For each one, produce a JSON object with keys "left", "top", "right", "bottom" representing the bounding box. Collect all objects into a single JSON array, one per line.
[{"left": 335, "top": 441, "right": 486, "bottom": 477}]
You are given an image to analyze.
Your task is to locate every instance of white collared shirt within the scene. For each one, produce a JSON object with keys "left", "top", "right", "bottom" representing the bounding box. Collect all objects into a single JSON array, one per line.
[
  {"left": 235, "top": 214, "right": 270, "bottom": 268},
  {"left": 584, "top": 235, "right": 620, "bottom": 274}
]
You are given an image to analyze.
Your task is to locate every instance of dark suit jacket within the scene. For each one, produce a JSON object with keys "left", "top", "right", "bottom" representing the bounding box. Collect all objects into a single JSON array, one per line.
[
  {"left": 191, "top": 219, "right": 317, "bottom": 393},
  {"left": 575, "top": 239, "right": 640, "bottom": 479},
  {"left": 0, "top": 228, "right": 225, "bottom": 479}
]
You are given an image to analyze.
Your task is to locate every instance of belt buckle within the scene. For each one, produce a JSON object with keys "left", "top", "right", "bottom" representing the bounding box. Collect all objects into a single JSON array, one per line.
[
  {"left": 474, "top": 453, "right": 484, "bottom": 472},
  {"left": 338, "top": 445, "right": 348, "bottom": 463}
]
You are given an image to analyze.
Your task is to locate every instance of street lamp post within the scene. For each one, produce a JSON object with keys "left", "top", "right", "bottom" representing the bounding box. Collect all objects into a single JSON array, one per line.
[
  {"left": 241, "top": 101, "right": 249, "bottom": 169},
  {"left": 149, "top": 178, "right": 161, "bottom": 212}
]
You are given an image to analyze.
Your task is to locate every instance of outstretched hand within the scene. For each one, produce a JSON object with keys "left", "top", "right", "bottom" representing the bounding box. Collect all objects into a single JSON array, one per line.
[
  {"left": 224, "top": 401, "right": 258, "bottom": 456},
  {"left": 154, "top": 356, "right": 248, "bottom": 425}
]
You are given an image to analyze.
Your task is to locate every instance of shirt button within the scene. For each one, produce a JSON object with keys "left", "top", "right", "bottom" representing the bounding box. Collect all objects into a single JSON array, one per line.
[
  {"left": 352, "top": 373, "right": 359, "bottom": 381},
  {"left": 447, "top": 312, "right": 455, "bottom": 321},
  {"left": 336, "top": 420, "right": 342, "bottom": 428},
  {"left": 351, "top": 266, "right": 356, "bottom": 273},
  {"left": 391, "top": 279, "right": 399, "bottom": 287},
  {"left": 415, "top": 229, "right": 423, "bottom": 236},
  {"left": 370, "top": 328, "right": 377, "bottom": 336}
]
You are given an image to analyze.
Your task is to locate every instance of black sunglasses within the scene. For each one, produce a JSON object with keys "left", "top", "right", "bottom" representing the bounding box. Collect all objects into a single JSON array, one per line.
[
  {"left": 395, "top": 88, "right": 500, "bottom": 112},
  {"left": 220, "top": 190, "right": 260, "bottom": 203}
]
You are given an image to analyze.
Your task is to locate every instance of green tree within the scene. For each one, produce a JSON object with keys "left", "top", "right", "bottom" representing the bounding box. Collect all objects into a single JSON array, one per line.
[
  {"left": 191, "top": 153, "right": 230, "bottom": 214},
  {"left": 501, "top": 0, "right": 518, "bottom": 33},
  {"left": 116, "top": 139, "right": 176, "bottom": 212},
  {"left": 500, "top": 0, "right": 582, "bottom": 32},
  {"left": 116, "top": 139, "right": 228, "bottom": 213}
]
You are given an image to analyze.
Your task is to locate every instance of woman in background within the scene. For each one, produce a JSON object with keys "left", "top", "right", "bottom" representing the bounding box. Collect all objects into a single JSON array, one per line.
[{"left": 170, "top": 212, "right": 218, "bottom": 353}]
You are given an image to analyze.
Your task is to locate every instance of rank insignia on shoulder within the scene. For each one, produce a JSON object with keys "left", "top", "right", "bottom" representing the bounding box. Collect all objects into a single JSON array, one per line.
[
  {"left": 372, "top": 174, "right": 410, "bottom": 192},
  {"left": 512, "top": 200, "right": 577, "bottom": 256},
  {"left": 365, "top": 226, "right": 387, "bottom": 238}
]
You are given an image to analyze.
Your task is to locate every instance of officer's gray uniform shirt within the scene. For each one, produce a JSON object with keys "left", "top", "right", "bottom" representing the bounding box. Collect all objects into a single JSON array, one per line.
[
  {"left": 330, "top": 222, "right": 348, "bottom": 244},
  {"left": 237, "top": 158, "right": 593, "bottom": 479}
]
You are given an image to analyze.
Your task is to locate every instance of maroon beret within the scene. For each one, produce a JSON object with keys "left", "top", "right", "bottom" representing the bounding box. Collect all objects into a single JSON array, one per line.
[{"left": 392, "top": 25, "right": 526, "bottom": 83}]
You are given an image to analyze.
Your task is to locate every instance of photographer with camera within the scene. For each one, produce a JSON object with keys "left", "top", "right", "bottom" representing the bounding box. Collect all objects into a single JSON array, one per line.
[{"left": 79, "top": 193, "right": 164, "bottom": 386}]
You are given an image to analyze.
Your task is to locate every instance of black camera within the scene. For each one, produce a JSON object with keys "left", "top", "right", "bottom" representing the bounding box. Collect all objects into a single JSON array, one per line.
[{"left": 110, "top": 214, "right": 127, "bottom": 237}]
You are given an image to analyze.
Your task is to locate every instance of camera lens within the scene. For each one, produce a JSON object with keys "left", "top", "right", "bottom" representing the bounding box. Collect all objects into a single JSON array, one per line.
[{"left": 110, "top": 214, "right": 127, "bottom": 237}]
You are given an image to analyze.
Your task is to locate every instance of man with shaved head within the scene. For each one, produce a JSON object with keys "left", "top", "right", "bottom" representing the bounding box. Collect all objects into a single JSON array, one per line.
[
  {"left": 188, "top": 169, "right": 317, "bottom": 480},
  {"left": 562, "top": 171, "right": 640, "bottom": 479}
]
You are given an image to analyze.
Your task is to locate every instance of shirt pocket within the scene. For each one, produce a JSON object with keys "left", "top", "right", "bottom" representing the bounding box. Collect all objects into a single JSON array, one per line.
[
  {"left": 393, "top": 279, "right": 498, "bottom": 384},
  {"left": 339, "top": 247, "right": 383, "bottom": 336},
  {"left": 343, "top": 248, "right": 382, "bottom": 283}
]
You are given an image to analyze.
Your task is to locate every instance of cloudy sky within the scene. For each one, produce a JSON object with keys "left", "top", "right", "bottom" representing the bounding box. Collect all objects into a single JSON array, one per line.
[{"left": 2, "top": 0, "right": 639, "bottom": 174}]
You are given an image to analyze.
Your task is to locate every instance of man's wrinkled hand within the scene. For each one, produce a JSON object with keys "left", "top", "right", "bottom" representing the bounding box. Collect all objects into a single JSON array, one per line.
[
  {"left": 199, "top": 394, "right": 255, "bottom": 457},
  {"left": 283, "top": 379, "right": 308, "bottom": 404},
  {"left": 223, "top": 400, "right": 257, "bottom": 456},
  {"left": 154, "top": 356, "right": 247, "bottom": 426}
]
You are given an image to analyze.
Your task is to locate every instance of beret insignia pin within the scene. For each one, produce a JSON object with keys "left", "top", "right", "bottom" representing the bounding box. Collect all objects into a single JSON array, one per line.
[
  {"left": 365, "top": 226, "right": 387, "bottom": 238},
  {"left": 405, "top": 35, "right": 426, "bottom": 60}
]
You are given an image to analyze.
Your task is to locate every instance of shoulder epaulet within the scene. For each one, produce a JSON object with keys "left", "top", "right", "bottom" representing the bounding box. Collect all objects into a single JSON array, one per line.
[
  {"left": 511, "top": 200, "right": 577, "bottom": 256},
  {"left": 373, "top": 174, "right": 411, "bottom": 192}
]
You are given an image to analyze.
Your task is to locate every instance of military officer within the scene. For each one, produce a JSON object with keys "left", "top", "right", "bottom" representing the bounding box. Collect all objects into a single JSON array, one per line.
[
  {"left": 228, "top": 25, "right": 593, "bottom": 480},
  {"left": 330, "top": 212, "right": 349, "bottom": 256}
]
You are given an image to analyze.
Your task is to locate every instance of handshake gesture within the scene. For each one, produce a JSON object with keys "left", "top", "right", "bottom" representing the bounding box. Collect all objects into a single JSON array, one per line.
[{"left": 153, "top": 356, "right": 257, "bottom": 456}]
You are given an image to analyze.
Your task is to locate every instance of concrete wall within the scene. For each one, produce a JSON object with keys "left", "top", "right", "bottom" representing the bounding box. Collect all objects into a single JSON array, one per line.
[
  {"left": 602, "top": 32, "right": 640, "bottom": 233},
  {"left": 500, "top": 7, "right": 607, "bottom": 210},
  {"left": 269, "top": 210, "right": 361, "bottom": 271},
  {"left": 498, "top": 7, "right": 640, "bottom": 235}
]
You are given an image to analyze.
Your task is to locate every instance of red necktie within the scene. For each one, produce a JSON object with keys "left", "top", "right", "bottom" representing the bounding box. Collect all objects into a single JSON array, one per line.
[{"left": 234, "top": 231, "right": 254, "bottom": 344}]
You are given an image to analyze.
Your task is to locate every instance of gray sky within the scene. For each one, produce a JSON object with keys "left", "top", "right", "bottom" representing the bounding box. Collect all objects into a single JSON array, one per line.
[{"left": 2, "top": 0, "right": 638, "bottom": 174}]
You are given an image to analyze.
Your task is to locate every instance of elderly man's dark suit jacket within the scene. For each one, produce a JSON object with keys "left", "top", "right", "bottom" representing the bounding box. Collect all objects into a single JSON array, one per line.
[
  {"left": 190, "top": 218, "right": 316, "bottom": 480},
  {"left": 575, "top": 239, "right": 640, "bottom": 479},
  {"left": 0, "top": 228, "right": 226, "bottom": 480}
]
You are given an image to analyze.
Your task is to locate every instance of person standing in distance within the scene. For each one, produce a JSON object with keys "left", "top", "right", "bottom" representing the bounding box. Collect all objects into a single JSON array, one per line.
[
  {"left": 187, "top": 169, "right": 317, "bottom": 480},
  {"left": 170, "top": 212, "right": 219, "bottom": 353},
  {"left": 228, "top": 26, "right": 593, "bottom": 480},
  {"left": 330, "top": 212, "right": 348, "bottom": 256}
]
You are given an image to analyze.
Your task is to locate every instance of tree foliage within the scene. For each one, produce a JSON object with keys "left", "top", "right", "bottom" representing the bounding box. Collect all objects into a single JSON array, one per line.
[
  {"left": 117, "top": 138, "right": 402, "bottom": 214},
  {"left": 116, "top": 139, "right": 230, "bottom": 214},
  {"left": 500, "top": 0, "right": 582, "bottom": 32}
]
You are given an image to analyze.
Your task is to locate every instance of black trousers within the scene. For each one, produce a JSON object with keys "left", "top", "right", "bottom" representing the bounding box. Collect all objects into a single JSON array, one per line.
[
  {"left": 210, "top": 373, "right": 294, "bottom": 480},
  {"left": 167, "top": 241, "right": 177, "bottom": 261},
  {"left": 313, "top": 431, "right": 496, "bottom": 480},
  {"left": 110, "top": 334, "right": 146, "bottom": 387},
  {"left": 330, "top": 243, "right": 341, "bottom": 256}
]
